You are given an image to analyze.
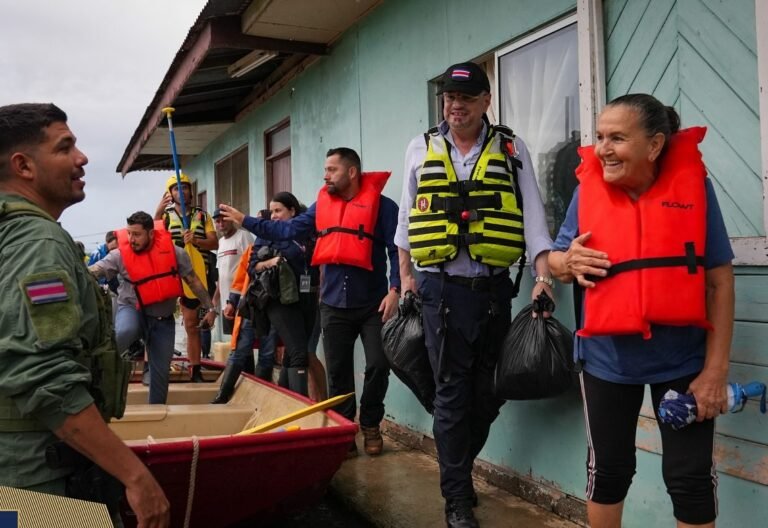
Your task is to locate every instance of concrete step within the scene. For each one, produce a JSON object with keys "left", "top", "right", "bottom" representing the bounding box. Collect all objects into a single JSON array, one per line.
[{"left": 330, "top": 434, "right": 579, "bottom": 528}]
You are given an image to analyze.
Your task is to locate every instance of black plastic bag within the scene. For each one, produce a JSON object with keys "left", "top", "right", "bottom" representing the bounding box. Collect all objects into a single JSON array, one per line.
[
  {"left": 494, "top": 292, "right": 574, "bottom": 400},
  {"left": 382, "top": 292, "right": 435, "bottom": 414}
]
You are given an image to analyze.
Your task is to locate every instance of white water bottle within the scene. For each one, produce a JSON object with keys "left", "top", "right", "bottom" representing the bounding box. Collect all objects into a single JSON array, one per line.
[
  {"left": 726, "top": 383, "right": 738, "bottom": 413},
  {"left": 726, "top": 381, "right": 767, "bottom": 413}
]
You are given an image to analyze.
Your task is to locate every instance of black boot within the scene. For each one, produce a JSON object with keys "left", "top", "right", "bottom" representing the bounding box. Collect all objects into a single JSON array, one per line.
[
  {"left": 277, "top": 367, "right": 289, "bottom": 389},
  {"left": 445, "top": 498, "right": 479, "bottom": 528},
  {"left": 211, "top": 364, "right": 242, "bottom": 404},
  {"left": 141, "top": 361, "right": 150, "bottom": 386},
  {"left": 191, "top": 364, "right": 204, "bottom": 383},
  {"left": 254, "top": 366, "right": 273, "bottom": 383},
  {"left": 286, "top": 367, "right": 309, "bottom": 397}
]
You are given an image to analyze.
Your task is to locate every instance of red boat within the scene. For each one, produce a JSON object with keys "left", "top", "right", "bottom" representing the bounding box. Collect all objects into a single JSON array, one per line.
[{"left": 111, "top": 365, "right": 357, "bottom": 527}]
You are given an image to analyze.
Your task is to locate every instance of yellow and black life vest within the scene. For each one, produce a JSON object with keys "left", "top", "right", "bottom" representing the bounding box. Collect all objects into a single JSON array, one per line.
[
  {"left": 408, "top": 125, "right": 524, "bottom": 267},
  {"left": 164, "top": 206, "right": 209, "bottom": 248}
]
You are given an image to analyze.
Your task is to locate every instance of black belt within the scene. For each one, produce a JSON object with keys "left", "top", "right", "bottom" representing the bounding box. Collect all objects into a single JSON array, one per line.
[
  {"left": 149, "top": 314, "right": 174, "bottom": 321},
  {"left": 423, "top": 271, "right": 507, "bottom": 291}
]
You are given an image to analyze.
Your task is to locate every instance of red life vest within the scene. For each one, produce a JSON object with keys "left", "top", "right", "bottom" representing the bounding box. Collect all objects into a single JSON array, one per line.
[
  {"left": 116, "top": 220, "right": 184, "bottom": 308},
  {"left": 576, "top": 127, "right": 711, "bottom": 339},
  {"left": 312, "top": 171, "right": 391, "bottom": 270}
]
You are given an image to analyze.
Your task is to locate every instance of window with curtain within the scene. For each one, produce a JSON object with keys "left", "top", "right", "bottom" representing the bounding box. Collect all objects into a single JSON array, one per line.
[
  {"left": 215, "top": 145, "right": 249, "bottom": 215},
  {"left": 497, "top": 19, "right": 579, "bottom": 236}
]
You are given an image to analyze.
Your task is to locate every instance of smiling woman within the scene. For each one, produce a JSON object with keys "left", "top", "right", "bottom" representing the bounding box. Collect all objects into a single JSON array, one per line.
[
  {"left": 594, "top": 104, "right": 670, "bottom": 200},
  {"left": 547, "top": 93, "right": 735, "bottom": 528}
]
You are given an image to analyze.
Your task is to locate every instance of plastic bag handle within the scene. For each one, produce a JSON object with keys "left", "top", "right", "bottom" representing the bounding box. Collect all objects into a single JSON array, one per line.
[{"left": 532, "top": 291, "right": 555, "bottom": 314}]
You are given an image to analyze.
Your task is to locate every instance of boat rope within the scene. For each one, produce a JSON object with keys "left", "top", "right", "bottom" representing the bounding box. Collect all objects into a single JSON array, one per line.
[{"left": 183, "top": 435, "right": 200, "bottom": 528}]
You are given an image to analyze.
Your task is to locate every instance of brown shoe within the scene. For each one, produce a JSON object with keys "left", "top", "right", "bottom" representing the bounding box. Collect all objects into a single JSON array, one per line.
[{"left": 361, "top": 425, "right": 383, "bottom": 456}]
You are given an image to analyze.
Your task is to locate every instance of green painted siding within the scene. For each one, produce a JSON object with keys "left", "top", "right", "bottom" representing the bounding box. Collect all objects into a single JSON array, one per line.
[
  {"left": 605, "top": 0, "right": 763, "bottom": 237},
  {"left": 604, "top": 1, "right": 768, "bottom": 524}
]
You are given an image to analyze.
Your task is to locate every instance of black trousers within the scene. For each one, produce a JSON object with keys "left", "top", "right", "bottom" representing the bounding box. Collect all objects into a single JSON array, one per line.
[
  {"left": 418, "top": 271, "right": 514, "bottom": 500},
  {"left": 580, "top": 370, "right": 717, "bottom": 524},
  {"left": 265, "top": 300, "right": 309, "bottom": 368},
  {"left": 319, "top": 302, "right": 390, "bottom": 427}
]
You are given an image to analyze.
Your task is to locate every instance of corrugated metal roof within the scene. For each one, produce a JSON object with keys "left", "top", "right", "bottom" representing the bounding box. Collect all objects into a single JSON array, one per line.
[{"left": 118, "top": 0, "right": 382, "bottom": 175}]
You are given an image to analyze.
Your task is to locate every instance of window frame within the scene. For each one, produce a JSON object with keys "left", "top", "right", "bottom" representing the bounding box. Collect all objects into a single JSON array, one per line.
[
  {"left": 264, "top": 117, "right": 291, "bottom": 203},
  {"left": 214, "top": 143, "right": 250, "bottom": 215},
  {"left": 580, "top": 0, "right": 768, "bottom": 264},
  {"left": 493, "top": 13, "right": 580, "bottom": 128}
]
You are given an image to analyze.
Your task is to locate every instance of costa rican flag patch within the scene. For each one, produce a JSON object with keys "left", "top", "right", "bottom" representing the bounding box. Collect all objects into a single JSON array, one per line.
[
  {"left": 25, "top": 278, "right": 68, "bottom": 305},
  {"left": 451, "top": 68, "right": 471, "bottom": 79}
]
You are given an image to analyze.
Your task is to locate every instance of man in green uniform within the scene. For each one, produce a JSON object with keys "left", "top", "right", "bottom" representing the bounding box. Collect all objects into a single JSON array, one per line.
[{"left": 0, "top": 103, "right": 169, "bottom": 527}]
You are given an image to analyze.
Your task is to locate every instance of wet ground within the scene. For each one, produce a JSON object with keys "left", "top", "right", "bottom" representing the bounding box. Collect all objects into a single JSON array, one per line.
[
  {"left": 229, "top": 493, "right": 374, "bottom": 528},
  {"left": 265, "top": 494, "right": 374, "bottom": 528}
]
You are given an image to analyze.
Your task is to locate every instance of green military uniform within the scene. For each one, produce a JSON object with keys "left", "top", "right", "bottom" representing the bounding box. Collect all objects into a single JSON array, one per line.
[{"left": 0, "top": 194, "right": 128, "bottom": 493}]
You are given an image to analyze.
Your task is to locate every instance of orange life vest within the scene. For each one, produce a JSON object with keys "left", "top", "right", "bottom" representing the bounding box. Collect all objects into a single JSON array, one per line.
[
  {"left": 312, "top": 171, "right": 390, "bottom": 271},
  {"left": 576, "top": 127, "right": 711, "bottom": 339},
  {"left": 117, "top": 220, "right": 184, "bottom": 308}
]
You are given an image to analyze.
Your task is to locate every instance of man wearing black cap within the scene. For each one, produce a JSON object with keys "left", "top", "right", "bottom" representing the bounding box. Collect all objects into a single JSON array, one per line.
[
  {"left": 395, "top": 62, "right": 554, "bottom": 527},
  {"left": 212, "top": 207, "right": 253, "bottom": 335}
]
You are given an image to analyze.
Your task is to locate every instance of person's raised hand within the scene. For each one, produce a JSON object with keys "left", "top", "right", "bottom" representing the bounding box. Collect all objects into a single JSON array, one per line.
[
  {"left": 564, "top": 232, "right": 611, "bottom": 288},
  {"left": 218, "top": 204, "right": 245, "bottom": 226}
]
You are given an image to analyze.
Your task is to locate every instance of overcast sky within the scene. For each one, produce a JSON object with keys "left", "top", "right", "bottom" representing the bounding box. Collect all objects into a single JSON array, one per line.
[{"left": 0, "top": 0, "right": 207, "bottom": 251}]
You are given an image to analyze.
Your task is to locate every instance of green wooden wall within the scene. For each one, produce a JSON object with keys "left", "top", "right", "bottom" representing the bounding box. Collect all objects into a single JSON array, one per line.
[
  {"left": 604, "top": 0, "right": 768, "bottom": 525},
  {"left": 605, "top": 0, "right": 762, "bottom": 237}
]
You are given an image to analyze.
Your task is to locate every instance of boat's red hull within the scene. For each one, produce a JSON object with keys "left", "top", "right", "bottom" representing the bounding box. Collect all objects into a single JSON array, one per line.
[{"left": 120, "top": 369, "right": 357, "bottom": 527}]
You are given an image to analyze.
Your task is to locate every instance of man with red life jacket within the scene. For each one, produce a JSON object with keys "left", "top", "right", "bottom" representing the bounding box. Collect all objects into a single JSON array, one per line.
[
  {"left": 218, "top": 147, "right": 400, "bottom": 457},
  {"left": 90, "top": 211, "right": 216, "bottom": 404}
]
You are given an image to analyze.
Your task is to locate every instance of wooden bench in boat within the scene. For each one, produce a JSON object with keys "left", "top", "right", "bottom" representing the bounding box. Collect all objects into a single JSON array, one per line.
[
  {"left": 126, "top": 383, "right": 221, "bottom": 405},
  {"left": 111, "top": 404, "right": 256, "bottom": 442},
  {"left": 113, "top": 375, "right": 337, "bottom": 444}
]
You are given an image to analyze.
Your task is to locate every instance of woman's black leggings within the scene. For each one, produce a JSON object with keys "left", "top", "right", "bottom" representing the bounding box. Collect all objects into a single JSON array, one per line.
[{"left": 580, "top": 370, "right": 717, "bottom": 525}]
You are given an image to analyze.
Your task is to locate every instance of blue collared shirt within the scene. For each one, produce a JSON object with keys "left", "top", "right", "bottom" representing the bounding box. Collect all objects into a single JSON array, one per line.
[
  {"left": 242, "top": 199, "right": 401, "bottom": 309},
  {"left": 395, "top": 120, "right": 553, "bottom": 277}
]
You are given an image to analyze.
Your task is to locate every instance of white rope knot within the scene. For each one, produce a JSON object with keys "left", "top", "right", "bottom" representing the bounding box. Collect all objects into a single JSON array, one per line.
[{"left": 183, "top": 435, "right": 200, "bottom": 528}]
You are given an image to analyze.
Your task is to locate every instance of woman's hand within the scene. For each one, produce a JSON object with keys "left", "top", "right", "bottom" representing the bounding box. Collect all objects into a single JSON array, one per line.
[
  {"left": 256, "top": 256, "right": 281, "bottom": 272},
  {"left": 564, "top": 232, "right": 612, "bottom": 288},
  {"left": 688, "top": 368, "right": 729, "bottom": 421},
  {"left": 218, "top": 204, "right": 245, "bottom": 225}
]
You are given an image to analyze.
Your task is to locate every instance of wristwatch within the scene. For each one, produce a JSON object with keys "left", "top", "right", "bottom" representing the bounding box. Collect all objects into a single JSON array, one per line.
[
  {"left": 207, "top": 307, "right": 219, "bottom": 315},
  {"left": 534, "top": 275, "right": 554, "bottom": 288}
]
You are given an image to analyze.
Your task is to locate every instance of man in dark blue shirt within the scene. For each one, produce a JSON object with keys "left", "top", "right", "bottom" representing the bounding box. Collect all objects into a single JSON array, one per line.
[{"left": 219, "top": 147, "right": 400, "bottom": 456}]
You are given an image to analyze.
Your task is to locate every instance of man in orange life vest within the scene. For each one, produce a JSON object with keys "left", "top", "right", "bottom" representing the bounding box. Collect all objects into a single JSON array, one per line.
[
  {"left": 219, "top": 147, "right": 401, "bottom": 456},
  {"left": 90, "top": 211, "right": 216, "bottom": 404}
]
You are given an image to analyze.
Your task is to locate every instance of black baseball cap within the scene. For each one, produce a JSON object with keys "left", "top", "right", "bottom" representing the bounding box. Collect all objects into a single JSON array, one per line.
[
  {"left": 212, "top": 207, "right": 223, "bottom": 218},
  {"left": 437, "top": 62, "right": 490, "bottom": 96}
]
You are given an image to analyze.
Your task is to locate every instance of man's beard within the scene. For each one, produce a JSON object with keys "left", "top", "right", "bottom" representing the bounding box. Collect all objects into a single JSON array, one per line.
[{"left": 326, "top": 183, "right": 338, "bottom": 195}]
